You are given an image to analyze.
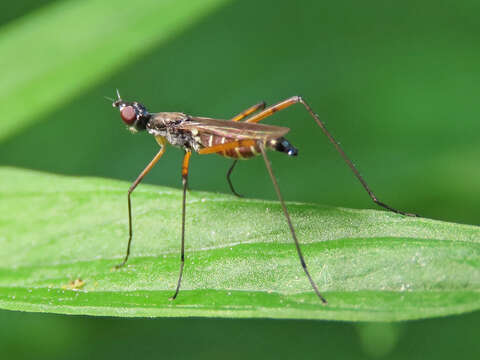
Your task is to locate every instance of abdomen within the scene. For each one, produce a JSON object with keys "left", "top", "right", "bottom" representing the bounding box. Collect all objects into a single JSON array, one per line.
[
  {"left": 199, "top": 133, "right": 259, "bottom": 159},
  {"left": 198, "top": 133, "right": 297, "bottom": 159}
]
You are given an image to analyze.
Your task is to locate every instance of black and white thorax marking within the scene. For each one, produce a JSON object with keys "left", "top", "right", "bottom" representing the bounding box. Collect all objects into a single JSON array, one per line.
[{"left": 146, "top": 112, "right": 203, "bottom": 152}]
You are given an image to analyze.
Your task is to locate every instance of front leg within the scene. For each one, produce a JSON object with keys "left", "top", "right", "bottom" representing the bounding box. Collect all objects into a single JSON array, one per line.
[{"left": 115, "top": 144, "right": 166, "bottom": 269}]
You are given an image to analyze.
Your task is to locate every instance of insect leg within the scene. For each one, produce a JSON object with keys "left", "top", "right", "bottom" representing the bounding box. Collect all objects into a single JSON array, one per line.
[
  {"left": 231, "top": 101, "right": 266, "bottom": 122},
  {"left": 200, "top": 140, "right": 256, "bottom": 197},
  {"left": 246, "top": 96, "right": 418, "bottom": 217},
  {"left": 258, "top": 141, "right": 327, "bottom": 304},
  {"left": 198, "top": 139, "right": 256, "bottom": 155},
  {"left": 171, "top": 150, "right": 192, "bottom": 300},
  {"left": 226, "top": 160, "right": 243, "bottom": 198},
  {"left": 226, "top": 102, "right": 266, "bottom": 196},
  {"left": 244, "top": 97, "right": 298, "bottom": 123},
  {"left": 115, "top": 145, "right": 166, "bottom": 269}
]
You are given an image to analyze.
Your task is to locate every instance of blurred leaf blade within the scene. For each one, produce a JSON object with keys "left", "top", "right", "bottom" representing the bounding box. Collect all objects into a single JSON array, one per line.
[
  {"left": 0, "top": 0, "right": 230, "bottom": 141},
  {"left": 0, "top": 167, "right": 479, "bottom": 321}
]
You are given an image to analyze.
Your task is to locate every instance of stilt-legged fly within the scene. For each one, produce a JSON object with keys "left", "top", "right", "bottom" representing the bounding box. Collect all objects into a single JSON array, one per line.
[{"left": 111, "top": 90, "right": 417, "bottom": 304}]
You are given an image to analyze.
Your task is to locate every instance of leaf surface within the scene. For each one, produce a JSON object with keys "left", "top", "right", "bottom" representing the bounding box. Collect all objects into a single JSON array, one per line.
[{"left": 0, "top": 167, "right": 479, "bottom": 321}]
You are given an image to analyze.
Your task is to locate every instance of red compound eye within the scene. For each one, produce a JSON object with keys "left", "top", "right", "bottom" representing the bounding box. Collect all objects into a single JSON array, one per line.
[{"left": 120, "top": 106, "right": 136, "bottom": 125}]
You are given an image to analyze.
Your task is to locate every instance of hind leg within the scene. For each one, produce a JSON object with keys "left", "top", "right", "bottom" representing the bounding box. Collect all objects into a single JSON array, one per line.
[{"left": 245, "top": 96, "right": 418, "bottom": 216}]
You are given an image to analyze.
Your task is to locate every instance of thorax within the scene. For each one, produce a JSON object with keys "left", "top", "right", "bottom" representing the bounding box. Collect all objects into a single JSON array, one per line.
[{"left": 146, "top": 112, "right": 201, "bottom": 151}]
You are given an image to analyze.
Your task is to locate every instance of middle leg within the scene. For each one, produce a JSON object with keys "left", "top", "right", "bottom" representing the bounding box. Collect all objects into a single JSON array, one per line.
[
  {"left": 170, "top": 150, "right": 192, "bottom": 300},
  {"left": 226, "top": 160, "right": 243, "bottom": 198},
  {"left": 227, "top": 101, "right": 267, "bottom": 197}
]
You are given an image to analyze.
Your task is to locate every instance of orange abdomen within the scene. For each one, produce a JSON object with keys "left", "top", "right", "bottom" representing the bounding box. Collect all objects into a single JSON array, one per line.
[{"left": 199, "top": 133, "right": 260, "bottom": 159}]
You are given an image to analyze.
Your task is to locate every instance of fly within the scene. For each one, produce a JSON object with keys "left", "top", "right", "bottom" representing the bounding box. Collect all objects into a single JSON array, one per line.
[{"left": 111, "top": 90, "right": 417, "bottom": 304}]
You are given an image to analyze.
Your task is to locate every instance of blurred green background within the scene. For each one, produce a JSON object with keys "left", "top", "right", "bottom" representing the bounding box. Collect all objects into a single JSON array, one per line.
[{"left": 1, "top": 0, "right": 479, "bottom": 359}]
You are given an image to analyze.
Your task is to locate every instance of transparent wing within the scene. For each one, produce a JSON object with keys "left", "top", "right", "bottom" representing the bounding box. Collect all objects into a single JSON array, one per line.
[{"left": 181, "top": 116, "right": 290, "bottom": 140}]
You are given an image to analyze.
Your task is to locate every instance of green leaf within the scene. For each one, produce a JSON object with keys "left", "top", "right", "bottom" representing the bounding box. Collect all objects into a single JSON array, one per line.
[
  {"left": 0, "top": 0, "right": 230, "bottom": 141},
  {"left": 0, "top": 167, "right": 479, "bottom": 321}
]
